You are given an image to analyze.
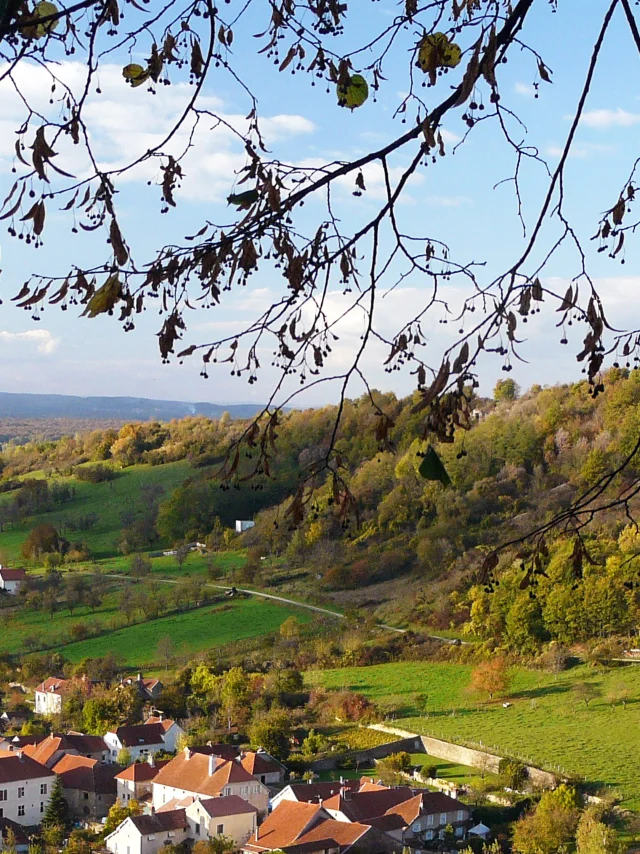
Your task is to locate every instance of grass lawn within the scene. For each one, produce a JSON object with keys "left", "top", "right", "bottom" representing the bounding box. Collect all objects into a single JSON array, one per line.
[
  {"left": 0, "top": 461, "right": 196, "bottom": 562},
  {"left": 59, "top": 596, "right": 310, "bottom": 666},
  {"left": 312, "top": 661, "right": 640, "bottom": 810}
]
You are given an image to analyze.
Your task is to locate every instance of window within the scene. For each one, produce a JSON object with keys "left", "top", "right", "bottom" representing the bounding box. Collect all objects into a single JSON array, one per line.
[
  {"left": 0, "top": 791, "right": 7, "bottom": 802},
  {"left": 223, "top": 788, "right": 231, "bottom": 796},
  {"left": 412, "top": 822, "right": 420, "bottom": 833},
  {"left": 439, "top": 813, "right": 447, "bottom": 826},
  {"left": 18, "top": 787, "right": 24, "bottom": 799},
  {"left": 147, "top": 836, "right": 156, "bottom": 842},
  {"left": 457, "top": 810, "right": 464, "bottom": 821},
  {"left": 455, "top": 827, "right": 464, "bottom": 838},
  {"left": 0, "top": 810, "right": 3, "bottom": 819},
  {"left": 18, "top": 805, "right": 25, "bottom": 817},
  {"left": 426, "top": 815, "right": 434, "bottom": 827},
  {"left": 425, "top": 831, "right": 433, "bottom": 841},
  {"left": 241, "top": 787, "right": 248, "bottom": 796},
  {"left": 216, "top": 825, "right": 224, "bottom": 836},
  {"left": 41, "top": 783, "right": 48, "bottom": 795},
  {"left": 168, "top": 833, "right": 175, "bottom": 838},
  {"left": 40, "top": 803, "right": 45, "bottom": 813},
  {"left": 84, "top": 793, "right": 89, "bottom": 800}
]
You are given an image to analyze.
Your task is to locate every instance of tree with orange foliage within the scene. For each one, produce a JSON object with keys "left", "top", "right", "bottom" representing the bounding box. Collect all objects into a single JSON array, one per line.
[{"left": 469, "top": 657, "right": 511, "bottom": 701}]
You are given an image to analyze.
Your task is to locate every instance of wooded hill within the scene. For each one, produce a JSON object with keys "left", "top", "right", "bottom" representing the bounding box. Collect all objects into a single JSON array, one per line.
[{"left": 2, "top": 369, "right": 640, "bottom": 655}]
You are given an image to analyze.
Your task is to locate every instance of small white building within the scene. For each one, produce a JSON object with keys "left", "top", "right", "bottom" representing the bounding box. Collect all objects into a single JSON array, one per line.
[
  {"left": 239, "top": 750, "right": 286, "bottom": 786},
  {"left": 104, "top": 719, "right": 184, "bottom": 763},
  {"left": 235, "top": 521, "right": 255, "bottom": 533},
  {"left": 0, "top": 752, "right": 55, "bottom": 825},
  {"left": 34, "top": 678, "right": 73, "bottom": 717},
  {"left": 105, "top": 809, "right": 190, "bottom": 854},
  {"left": 0, "top": 569, "right": 26, "bottom": 596},
  {"left": 115, "top": 756, "right": 169, "bottom": 805}
]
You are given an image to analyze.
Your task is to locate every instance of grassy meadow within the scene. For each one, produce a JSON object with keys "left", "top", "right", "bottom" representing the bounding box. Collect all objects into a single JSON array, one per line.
[{"left": 312, "top": 661, "right": 640, "bottom": 809}]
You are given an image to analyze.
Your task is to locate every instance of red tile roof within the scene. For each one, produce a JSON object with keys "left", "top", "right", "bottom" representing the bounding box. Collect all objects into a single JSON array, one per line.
[
  {"left": 115, "top": 760, "right": 169, "bottom": 783},
  {"left": 244, "top": 801, "right": 322, "bottom": 851},
  {"left": 110, "top": 722, "right": 173, "bottom": 747},
  {"left": 145, "top": 717, "right": 173, "bottom": 733},
  {"left": 35, "top": 677, "right": 71, "bottom": 696},
  {"left": 283, "top": 780, "right": 360, "bottom": 804},
  {"left": 152, "top": 750, "right": 259, "bottom": 798},
  {"left": 241, "top": 752, "right": 281, "bottom": 777},
  {"left": 198, "top": 796, "right": 258, "bottom": 818},
  {"left": 0, "top": 569, "right": 26, "bottom": 582},
  {"left": 52, "top": 755, "right": 118, "bottom": 795},
  {"left": 191, "top": 744, "right": 239, "bottom": 762},
  {"left": 322, "top": 788, "right": 415, "bottom": 822},
  {"left": 0, "top": 754, "right": 55, "bottom": 783},
  {"left": 128, "top": 809, "right": 188, "bottom": 835}
]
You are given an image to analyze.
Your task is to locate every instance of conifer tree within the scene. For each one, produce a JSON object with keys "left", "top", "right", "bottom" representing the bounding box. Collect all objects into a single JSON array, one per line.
[{"left": 42, "top": 777, "right": 71, "bottom": 833}]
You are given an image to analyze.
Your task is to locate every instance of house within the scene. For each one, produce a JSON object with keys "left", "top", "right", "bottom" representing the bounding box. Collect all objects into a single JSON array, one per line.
[
  {"left": 322, "top": 787, "right": 417, "bottom": 823},
  {"left": 0, "top": 736, "right": 46, "bottom": 754},
  {"left": 51, "top": 754, "right": 118, "bottom": 820},
  {"left": 115, "top": 756, "right": 170, "bottom": 806},
  {"left": 0, "top": 569, "right": 26, "bottom": 596},
  {"left": 239, "top": 750, "right": 286, "bottom": 786},
  {"left": 396, "top": 792, "right": 472, "bottom": 844},
  {"left": 191, "top": 743, "right": 240, "bottom": 762},
  {"left": 120, "top": 675, "right": 164, "bottom": 703},
  {"left": 34, "top": 677, "right": 92, "bottom": 717},
  {"left": 23, "top": 733, "right": 109, "bottom": 767},
  {"left": 241, "top": 800, "right": 402, "bottom": 854},
  {"left": 105, "top": 808, "right": 190, "bottom": 854},
  {"left": 152, "top": 748, "right": 269, "bottom": 815},
  {"left": 161, "top": 795, "right": 258, "bottom": 847},
  {"left": 104, "top": 719, "right": 184, "bottom": 763},
  {"left": 270, "top": 779, "right": 363, "bottom": 812},
  {"left": 0, "top": 752, "right": 55, "bottom": 825},
  {"left": 0, "top": 818, "right": 30, "bottom": 852},
  {"left": 235, "top": 521, "right": 255, "bottom": 533}
]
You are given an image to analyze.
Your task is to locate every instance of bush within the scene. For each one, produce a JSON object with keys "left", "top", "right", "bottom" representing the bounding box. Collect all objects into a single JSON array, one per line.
[
  {"left": 74, "top": 464, "right": 117, "bottom": 483},
  {"left": 498, "top": 758, "right": 528, "bottom": 790},
  {"left": 424, "top": 764, "right": 438, "bottom": 779}
]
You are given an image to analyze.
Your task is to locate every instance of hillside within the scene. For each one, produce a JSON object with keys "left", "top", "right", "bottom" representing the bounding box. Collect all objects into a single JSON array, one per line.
[{"left": 0, "top": 369, "right": 639, "bottom": 652}]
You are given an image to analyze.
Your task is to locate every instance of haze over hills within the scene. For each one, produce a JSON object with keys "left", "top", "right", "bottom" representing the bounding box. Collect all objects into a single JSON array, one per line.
[{"left": 0, "top": 392, "right": 265, "bottom": 421}]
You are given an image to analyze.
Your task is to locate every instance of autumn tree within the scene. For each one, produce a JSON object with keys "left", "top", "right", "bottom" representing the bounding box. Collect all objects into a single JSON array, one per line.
[
  {"left": 469, "top": 657, "right": 510, "bottom": 701},
  {"left": 512, "top": 785, "right": 580, "bottom": 854},
  {"left": 5, "top": 0, "right": 640, "bottom": 545}
]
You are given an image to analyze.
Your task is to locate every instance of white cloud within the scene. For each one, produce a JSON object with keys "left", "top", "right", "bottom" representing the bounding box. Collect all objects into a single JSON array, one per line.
[
  {"left": 579, "top": 108, "right": 640, "bottom": 129},
  {"left": 0, "top": 329, "right": 59, "bottom": 354},
  {"left": 546, "top": 142, "right": 613, "bottom": 159},
  {"left": 0, "top": 61, "right": 316, "bottom": 202},
  {"left": 515, "top": 82, "right": 535, "bottom": 97}
]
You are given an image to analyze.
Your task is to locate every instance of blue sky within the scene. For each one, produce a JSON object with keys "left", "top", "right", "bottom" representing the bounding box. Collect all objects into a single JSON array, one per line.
[{"left": 1, "top": 0, "right": 639, "bottom": 406}]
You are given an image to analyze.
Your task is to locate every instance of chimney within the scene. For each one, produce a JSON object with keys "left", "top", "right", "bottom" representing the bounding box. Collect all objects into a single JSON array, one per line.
[
  {"left": 138, "top": 673, "right": 143, "bottom": 682},
  {"left": 207, "top": 741, "right": 212, "bottom": 747},
  {"left": 184, "top": 747, "right": 192, "bottom": 760},
  {"left": 147, "top": 754, "right": 155, "bottom": 768},
  {"left": 151, "top": 807, "right": 155, "bottom": 816},
  {"left": 339, "top": 776, "right": 344, "bottom": 785},
  {"left": 208, "top": 755, "right": 218, "bottom": 776},
  {"left": 158, "top": 712, "right": 164, "bottom": 722},
  {"left": 255, "top": 823, "right": 259, "bottom": 841},
  {"left": 17, "top": 749, "right": 24, "bottom": 762}
]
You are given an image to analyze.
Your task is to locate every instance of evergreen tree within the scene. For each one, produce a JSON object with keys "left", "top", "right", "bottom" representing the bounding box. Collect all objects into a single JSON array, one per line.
[{"left": 42, "top": 777, "right": 71, "bottom": 832}]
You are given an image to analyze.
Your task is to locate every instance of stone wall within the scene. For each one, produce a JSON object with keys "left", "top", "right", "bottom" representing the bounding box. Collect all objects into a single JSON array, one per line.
[
  {"left": 309, "top": 735, "right": 424, "bottom": 772},
  {"left": 368, "top": 724, "right": 558, "bottom": 789}
]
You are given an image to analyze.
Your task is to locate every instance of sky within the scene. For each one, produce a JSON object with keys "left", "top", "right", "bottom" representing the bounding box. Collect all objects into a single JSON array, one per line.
[{"left": 1, "top": 0, "right": 640, "bottom": 407}]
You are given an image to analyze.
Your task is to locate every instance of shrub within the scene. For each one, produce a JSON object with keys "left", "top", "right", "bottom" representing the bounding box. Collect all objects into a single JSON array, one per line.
[
  {"left": 498, "top": 758, "right": 528, "bottom": 790},
  {"left": 74, "top": 464, "right": 117, "bottom": 483}
]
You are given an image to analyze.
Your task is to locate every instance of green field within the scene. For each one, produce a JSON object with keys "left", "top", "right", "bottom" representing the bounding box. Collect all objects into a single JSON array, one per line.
[
  {"left": 0, "top": 461, "right": 196, "bottom": 562},
  {"left": 56, "top": 596, "right": 310, "bottom": 666},
  {"left": 312, "top": 661, "right": 640, "bottom": 809}
]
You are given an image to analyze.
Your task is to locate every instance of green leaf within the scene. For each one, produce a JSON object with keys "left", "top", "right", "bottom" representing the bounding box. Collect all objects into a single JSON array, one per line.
[
  {"left": 122, "top": 63, "right": 150, "bottom": 88},
  {"left": 82, "top": 275, "right": 122, "bottom": 318},
  {"left": 227, "top": 189, "right": 259, "bottom": 209},
  {"left": 337, "top": 74, "right": 369, "bottom": 110},
  {"left": 418, "top": 446, "right": 451, "bottom": 486},
  {"left": 417, "top": 32, "right": 462, "bottom": 79}
]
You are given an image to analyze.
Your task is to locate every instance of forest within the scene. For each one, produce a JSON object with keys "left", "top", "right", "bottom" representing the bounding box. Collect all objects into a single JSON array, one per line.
[{"left": 1, "top": 369, "right": 639, "bottom": 656}]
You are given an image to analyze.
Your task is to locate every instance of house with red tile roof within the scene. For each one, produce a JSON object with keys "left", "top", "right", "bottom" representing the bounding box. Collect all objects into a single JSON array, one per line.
[
  {"left": 115, "top": 756, "right": 170, "bottom": 805},
  {"left": 104, "top": 718, "right": 183, "bottom": 763},
  {"left": 105, "top": 807, "right": 190, "bottom": 854},
  {"left": 239, "top": 750, "right": 286, "bottom": 786},
  {"left": 241, "top": 800, "right": 401, "bottom": 854},
  {"left": 0, "top": 752, "right": 55, "bottom": 826},
  {"left": 270, "top": 779, "right": 366, "bottom": 812},
  {"left": 51, "top": 754, "right": 119, "bottom": 820},
  {"left": 151, "top": 748, "right": 269, "bottom": 815},
  {"left": 34, "top": 677, "right": 92, "bottom": 717},
  {"left": 23, "top": 733, "right": 108, "bottom": 768},
  {"left": 119, "top": 675, "right": 164, "bottom": 703},
  {"left": 0, "top": 568, "right": 26, "bottom": 596}
]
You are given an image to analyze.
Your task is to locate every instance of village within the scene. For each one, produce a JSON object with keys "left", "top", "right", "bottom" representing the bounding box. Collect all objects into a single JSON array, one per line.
[{"left": 0, "top": 671, "right": 489, "bottom": 854}]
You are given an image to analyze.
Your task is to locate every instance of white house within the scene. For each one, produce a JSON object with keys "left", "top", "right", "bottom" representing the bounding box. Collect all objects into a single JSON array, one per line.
[
  {"left": 34, "top": 677, "right": 94, "bottom": 717},
  {"left": 0, "top": 569, "right": 26, "bottom": 596},
  {"left": 239, "top": 750, "right": 286, "bottom": 786},
  {"left": 175, "top": 795, "right": 257, "bottom": 847},
  {"left": 115, "top": 756, "right": 169, "bottom": 805},
  {"left": 235, "top": 521, "right": 255, "bottom": 533},
  {"left": 152, "top": 748, "right": 269, "bottom": 815},
  {"left": 0, "top": 752, "right": 55, "bottom": 826},
  {"left": 104, "top": 719, "right": 184, "bottom": 763},
  {"left": 105, "top": 809, "right": 190, "bottom": 854}
]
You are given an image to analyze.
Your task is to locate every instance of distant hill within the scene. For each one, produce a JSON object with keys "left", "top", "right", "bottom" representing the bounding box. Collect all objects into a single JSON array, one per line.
[{"left": 0, "top": 392, "right": 263, "bottom": 421}]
